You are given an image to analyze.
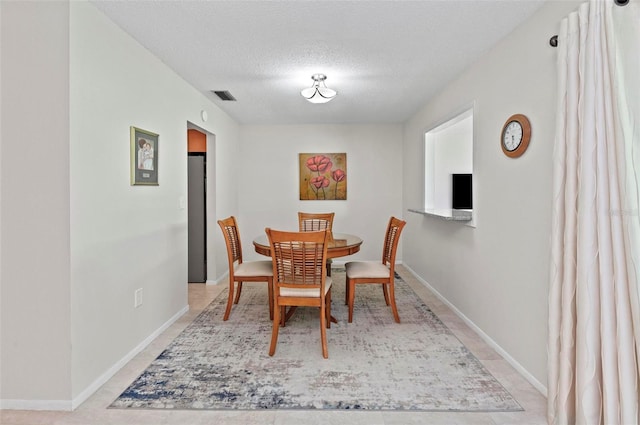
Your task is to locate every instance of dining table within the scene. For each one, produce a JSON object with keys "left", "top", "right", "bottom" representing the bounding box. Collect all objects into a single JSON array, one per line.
[
  {"left": 253, "top": 232, "right": 363, "bottom": 324},
  {"left": 253, "top": 232, "right": 363, "bottom": 262}
]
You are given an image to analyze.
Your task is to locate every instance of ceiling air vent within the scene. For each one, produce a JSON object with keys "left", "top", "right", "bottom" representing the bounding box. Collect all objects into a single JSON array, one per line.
[{"left": 212, "top": 90, "right": 236, "bottom": 101}]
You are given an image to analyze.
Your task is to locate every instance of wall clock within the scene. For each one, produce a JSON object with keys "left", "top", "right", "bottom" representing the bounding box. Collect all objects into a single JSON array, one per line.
[{"left": 500, "top": 114, "right": 531, "bottom": 158}]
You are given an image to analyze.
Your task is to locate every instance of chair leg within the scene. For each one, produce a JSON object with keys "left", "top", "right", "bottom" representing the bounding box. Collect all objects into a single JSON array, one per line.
[
  {"left": 382, "top": 283, "right": 390, "bottom": 305},
  {"left": 269, "top": 300, "right": 280, "bottom": 356},
  {"left": 345, "top": 279, "right": 349, "bottom": 305},
  {"left": 223, "top": 280, "right": 235, "bottom": 321},
  {"left": 388, "top": 282, "right": 400, "bottom": 323},
  {"left": 348, "top": 279, "right": 356, "bottom": 323},
  {"left": 319, "top": 303, "right": 328, "bottom": 359},
  {"left": 267, "top": 279, "right": 274, "bottom": 320},
  {"left": 234, "top": 282, "right": 243, "bottom": 304},
  {"left": 326, "top": 288, "right": 332, "bottom": 329}
]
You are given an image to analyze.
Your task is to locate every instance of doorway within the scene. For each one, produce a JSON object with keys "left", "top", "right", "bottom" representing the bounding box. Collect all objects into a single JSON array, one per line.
[{"left": 187, "top": 128, "right": 207, "bottom": 283}]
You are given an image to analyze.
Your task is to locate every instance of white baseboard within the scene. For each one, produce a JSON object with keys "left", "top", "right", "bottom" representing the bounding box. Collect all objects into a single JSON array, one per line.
[
  {"left": 0, "top": 304, "right": 190, "bottom": 411},
  {"left": 0, "top": 398, "right": 72, "bottom": 411},
  {"left": 402, "top": 264, "right": 547, "bottom": 397}
]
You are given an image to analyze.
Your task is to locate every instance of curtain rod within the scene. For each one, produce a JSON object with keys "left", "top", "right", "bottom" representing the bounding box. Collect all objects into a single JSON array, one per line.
[{"left": 549, "top": 0, "right": 630, "bottom": 47}]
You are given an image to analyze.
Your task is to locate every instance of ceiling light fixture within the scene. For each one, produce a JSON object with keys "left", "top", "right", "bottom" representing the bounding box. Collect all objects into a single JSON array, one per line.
[{"left": 300, "top": 74, "right": 337, "bottom": 104}]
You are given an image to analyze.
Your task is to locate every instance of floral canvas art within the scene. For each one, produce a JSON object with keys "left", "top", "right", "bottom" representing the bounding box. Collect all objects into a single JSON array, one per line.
[{"left": 299, "top": 153, "right": 347, "bottom": 200}]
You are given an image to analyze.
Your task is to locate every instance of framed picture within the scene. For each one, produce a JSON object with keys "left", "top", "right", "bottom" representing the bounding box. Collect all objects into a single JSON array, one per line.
[
  {"left": 299, "top": 153, "right": 347, "bottom": 200},
  {"left": 130, "top": 126, "right": 159, "bottom": 185}
]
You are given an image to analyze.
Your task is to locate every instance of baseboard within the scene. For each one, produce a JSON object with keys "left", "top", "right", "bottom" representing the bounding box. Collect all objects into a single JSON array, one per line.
[
  {"left": 402, "top": 264, "right": 547, "bottom": 397},
  {"left": 0, "top": 398, "right": 72, "bottom": 411}
]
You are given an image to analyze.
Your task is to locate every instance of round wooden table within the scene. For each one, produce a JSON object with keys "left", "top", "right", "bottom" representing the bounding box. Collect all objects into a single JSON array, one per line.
[{"left": 253, "top": 232, "right": 363, "bottom": 259}]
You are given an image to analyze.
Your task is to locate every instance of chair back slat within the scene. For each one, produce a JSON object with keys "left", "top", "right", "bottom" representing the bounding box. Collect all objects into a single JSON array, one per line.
[
  {"left": 267, "top": 229, "right": 329, "bottom": 290},
  {"left": 300, "top": 219, "right": 331, "bottom": 232},
  {"left": 381, "top": 217, "right": 407, "bottom": 269},
  {"left": 298, "top": 212, "right": 335, "bottom": 232},
  {"left": 218, "top": 216, "right": 243, "bottom": 265}
]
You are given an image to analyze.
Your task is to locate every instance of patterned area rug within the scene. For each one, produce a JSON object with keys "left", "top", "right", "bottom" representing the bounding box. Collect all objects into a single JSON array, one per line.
[{"left": 110, "top": 270, "right": 522, "bottom": 411}]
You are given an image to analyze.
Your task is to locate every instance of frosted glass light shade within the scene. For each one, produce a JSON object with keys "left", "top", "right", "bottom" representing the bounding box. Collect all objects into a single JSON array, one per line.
[{"left": 301, "top": 74, "right": 337, "bottom": 104}]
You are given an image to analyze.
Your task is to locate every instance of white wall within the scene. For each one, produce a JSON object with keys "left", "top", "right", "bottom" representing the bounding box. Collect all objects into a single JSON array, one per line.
[
  {"left": 1, "top": 0, "right": 241, "bottom": 408},
  {"left": 238, "top": 125, "right": 403, "bottom": 264},
  {"left": 1, "top": 1, "right": 72, "bottom": 406},
  {"left": 69, "top": 1, "right": 240, "bottom": 403},
  {"left": 402, "top": 0, "right": 582, "bottom": 392},
  {"left": 0, "top": 0, "right": 589, "bottom": 408}
]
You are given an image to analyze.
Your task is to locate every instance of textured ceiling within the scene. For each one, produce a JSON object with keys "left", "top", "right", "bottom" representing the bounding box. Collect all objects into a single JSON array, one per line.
[{"left": 90, "top": 0, "right": 547, "bottom": 125}]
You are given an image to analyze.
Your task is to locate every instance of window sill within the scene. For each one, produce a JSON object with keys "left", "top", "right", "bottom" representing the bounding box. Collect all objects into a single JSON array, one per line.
[{"left": 408, "top": 208, "right": 473, "bottom": 221}]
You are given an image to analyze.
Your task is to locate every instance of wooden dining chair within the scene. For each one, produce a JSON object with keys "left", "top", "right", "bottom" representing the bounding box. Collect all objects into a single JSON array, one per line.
[
  {"left": 299, "top": 212, "right": 335, "bottom": 275},
  {"left": 217, "top": 216, "right": 273, "bottom": 321},
  {"left": 298, "top": 212, "right": 335, "bottom": 233},
  {"left": 345, "top": 216, "right": 407, "bottom": 323},
  {"left": 265, "top": 228, "right": 332, "bottom": 358}
]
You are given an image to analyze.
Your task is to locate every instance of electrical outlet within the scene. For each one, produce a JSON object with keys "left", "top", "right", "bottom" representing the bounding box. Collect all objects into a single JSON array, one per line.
[{"left": 134, "top": 288, "right": 143, "bottom": 308}]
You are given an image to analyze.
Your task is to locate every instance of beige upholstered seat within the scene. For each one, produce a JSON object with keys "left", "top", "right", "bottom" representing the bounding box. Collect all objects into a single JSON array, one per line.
[
  {"left": 345, "top": 216, "right": 406, "bottom": 323},
  {"left": 217, "top": 216, "right": 273, "bottom": 321},
  {"left": 266, "top": 228, "right": 332, "bottom": 358},
  {"left": 279, "top": 282, "right": 332, "bottom": 298},
  {"left": 345, "top": 262, "right": 391, "bottom": 279}
]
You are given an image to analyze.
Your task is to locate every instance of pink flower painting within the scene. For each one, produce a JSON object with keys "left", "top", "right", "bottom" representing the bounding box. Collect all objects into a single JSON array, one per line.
[{"left": 299, "top": 153, "right": 347, "bottom": 200}]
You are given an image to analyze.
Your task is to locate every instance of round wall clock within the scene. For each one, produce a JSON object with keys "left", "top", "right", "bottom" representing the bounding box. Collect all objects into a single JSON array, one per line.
[{"left": 500, "top": 114, "right": 531, "bottom": 158}]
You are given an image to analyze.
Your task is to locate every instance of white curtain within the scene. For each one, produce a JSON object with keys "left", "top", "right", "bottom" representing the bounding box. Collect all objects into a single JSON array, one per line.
[{"left": 548, "top": 1, "right": 640, "bottom": 424}]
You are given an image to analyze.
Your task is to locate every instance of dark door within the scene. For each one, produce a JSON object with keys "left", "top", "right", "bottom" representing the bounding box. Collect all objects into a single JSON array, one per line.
[{"left": 188, "top": 154, "right": 206, "bottom": 282}]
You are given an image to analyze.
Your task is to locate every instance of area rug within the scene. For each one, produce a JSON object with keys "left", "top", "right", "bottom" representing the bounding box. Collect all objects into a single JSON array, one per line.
[{"left": 110, "top": 270, "right": 522, "bottom": 411}]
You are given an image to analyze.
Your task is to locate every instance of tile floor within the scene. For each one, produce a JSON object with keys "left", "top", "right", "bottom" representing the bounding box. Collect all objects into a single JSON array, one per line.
[{"left": 1, "top": 266, "right": 547, "bottom": 425}]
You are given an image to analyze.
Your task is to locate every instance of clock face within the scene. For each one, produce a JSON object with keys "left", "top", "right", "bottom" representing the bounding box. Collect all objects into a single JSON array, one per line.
[
  {"left": 502, "top": 121, "right": 523, "bottom": 152},
  {"left": 500, "top": 114, "right": 531, "bottom": 158}
]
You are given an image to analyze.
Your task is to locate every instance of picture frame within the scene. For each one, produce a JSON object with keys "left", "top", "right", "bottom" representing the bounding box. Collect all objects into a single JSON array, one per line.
[
  {"left": 299, "top": 153, "right": 347, "bottom": 200},
  {"left": 130, "top": 126, "right": 159, "bottom": 186}
]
